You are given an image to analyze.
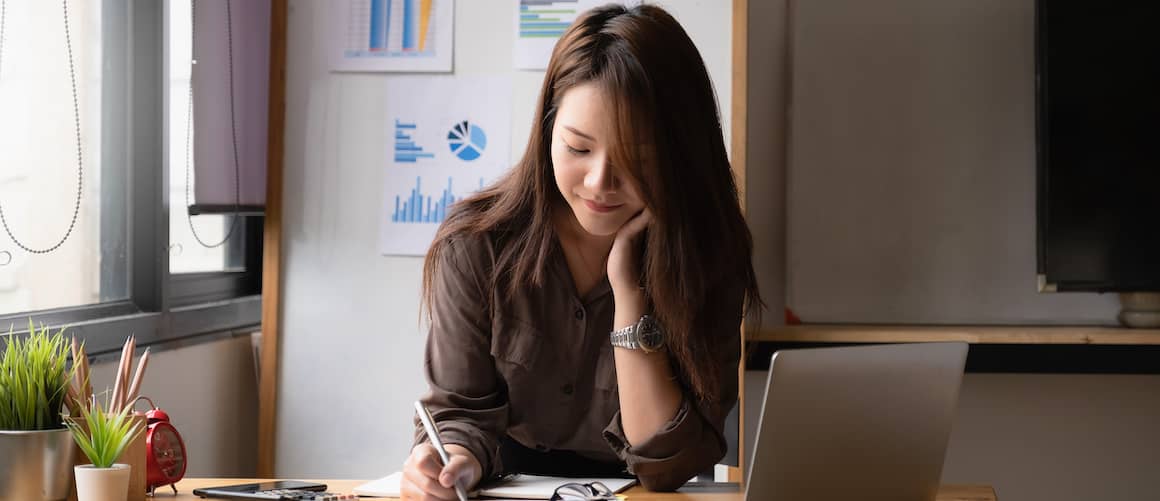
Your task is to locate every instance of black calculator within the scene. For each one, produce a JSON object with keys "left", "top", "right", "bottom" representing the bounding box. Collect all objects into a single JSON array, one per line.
[{"left": 192, "top": 480, "right": 355, "bottom": 500}]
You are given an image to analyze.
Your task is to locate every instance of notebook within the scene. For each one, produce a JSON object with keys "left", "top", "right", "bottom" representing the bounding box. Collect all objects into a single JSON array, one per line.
[{"left": 352, "top": 472, "right": 636, "bottom": 499}]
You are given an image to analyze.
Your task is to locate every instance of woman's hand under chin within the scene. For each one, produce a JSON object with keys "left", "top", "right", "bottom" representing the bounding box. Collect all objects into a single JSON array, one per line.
[{"left": 607, "top": 208, "right": 652, "bottom": 294}]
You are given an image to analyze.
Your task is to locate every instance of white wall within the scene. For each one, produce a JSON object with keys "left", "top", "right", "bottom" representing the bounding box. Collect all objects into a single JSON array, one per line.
[{"left": 276, "top": 0, "right": 733, "bottom": 479}]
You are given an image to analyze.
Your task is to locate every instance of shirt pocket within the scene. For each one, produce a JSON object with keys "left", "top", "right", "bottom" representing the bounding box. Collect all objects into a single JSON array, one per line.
[
  {"left": 490, "top": 316, "right": 543, "bottom": 368},
  {"left": 489, "top": 316, "right": 553, "bottom": 417}
]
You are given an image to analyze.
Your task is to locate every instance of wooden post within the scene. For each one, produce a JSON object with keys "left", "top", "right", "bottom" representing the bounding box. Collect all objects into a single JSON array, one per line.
[
  {"left": 257, "top": 0, "right": 288, "bottom": 478},
  {"left": 731, "top": 0, "right": 749, "bottom": 486}
]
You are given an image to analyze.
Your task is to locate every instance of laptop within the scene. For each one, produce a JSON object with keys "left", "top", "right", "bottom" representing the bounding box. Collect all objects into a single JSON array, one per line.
[{"left": 744, "top": 342, "right": 968, "bottom": 501}]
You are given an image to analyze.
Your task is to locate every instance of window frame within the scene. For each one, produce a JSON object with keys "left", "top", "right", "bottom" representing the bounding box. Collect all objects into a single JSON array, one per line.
[{"left": 1, "top": 0, "right": 262, "bottom": 357}]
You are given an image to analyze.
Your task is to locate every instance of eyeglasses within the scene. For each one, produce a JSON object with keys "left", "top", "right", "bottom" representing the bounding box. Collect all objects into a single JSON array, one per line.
[{"left": 549, "top": 481, "right": 617, "bottom": 501}]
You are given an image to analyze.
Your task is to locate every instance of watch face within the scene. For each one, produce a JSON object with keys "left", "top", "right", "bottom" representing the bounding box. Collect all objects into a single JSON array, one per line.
[
  {"left": 637, "top": 315, "right": 664, "bottom": 351},
  {"left": 150, "top": 424, "right": 187, "bottom": 480}
]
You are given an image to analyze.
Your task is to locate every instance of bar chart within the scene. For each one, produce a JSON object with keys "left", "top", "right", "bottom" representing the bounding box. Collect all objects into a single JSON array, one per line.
[
  {"left": 394, "top": 119, "right": 435, "bottom": 163},
  {"left": 515, "top": 1, "right": 633, "bottom": 69},
  {"left": 365, "top": 0, "right": 434, "bottom": 54},
  {"left": 519, "top": 0, "right": 579, "bottom": 39},
  {"left": 381, "top": 76, "right": 511, "bottom": 255},
  {"left": 333, "top": 0, "right": 452, "bottom": 71},
  {"left": 392, "top": 176, "right": 484, "bottom": 224}
]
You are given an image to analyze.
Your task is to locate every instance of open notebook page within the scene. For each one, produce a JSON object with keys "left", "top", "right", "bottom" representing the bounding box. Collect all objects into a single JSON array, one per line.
[{"left": 353, "top": 472, "right": 636, "bottom": 499}]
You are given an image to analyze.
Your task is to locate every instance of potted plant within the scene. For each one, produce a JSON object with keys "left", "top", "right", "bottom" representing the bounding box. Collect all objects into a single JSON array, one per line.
[
  {"left": 65, "top": 395, "right": 143, "bottom": 501},
  {"left": 0, "top": 321, "right": 76, "bottom": 501}
]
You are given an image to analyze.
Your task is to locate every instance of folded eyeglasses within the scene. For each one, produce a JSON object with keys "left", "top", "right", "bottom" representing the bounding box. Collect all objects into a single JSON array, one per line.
[{"left": 549, "top": 481, "right": 618, "bottom": 501}]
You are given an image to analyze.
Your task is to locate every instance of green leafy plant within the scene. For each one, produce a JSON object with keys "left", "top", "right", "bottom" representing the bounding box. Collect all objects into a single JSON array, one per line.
[
  {"left": 0, "top": 321, "right": 73, "bottom": 430},
  {"left": 65, "top": 395, "right": 143, "bottom": 468}
]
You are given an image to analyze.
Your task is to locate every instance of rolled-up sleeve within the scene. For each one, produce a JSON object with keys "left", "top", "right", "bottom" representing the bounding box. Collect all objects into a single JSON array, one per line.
[
  {"left": 601, "top": 282, "right": 744, "bottom": 491},
  {"left": 413, "top": 238, "right": 508, "bottom": 480}
]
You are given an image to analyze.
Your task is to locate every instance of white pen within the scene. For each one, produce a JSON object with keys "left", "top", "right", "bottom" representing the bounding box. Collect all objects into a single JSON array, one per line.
[{"left": 414, "top": 400, "right": 469, "bottom": 501}]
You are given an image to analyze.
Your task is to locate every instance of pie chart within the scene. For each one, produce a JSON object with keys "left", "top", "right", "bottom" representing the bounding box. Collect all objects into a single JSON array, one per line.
[{"left": 447, "top": 120, "right": 487, "bottom": 161}]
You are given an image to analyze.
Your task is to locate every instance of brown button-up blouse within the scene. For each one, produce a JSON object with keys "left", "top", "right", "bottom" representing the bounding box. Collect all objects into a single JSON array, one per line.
[{"left": 414, "top": 231, "right": 743, "bottom": 491}]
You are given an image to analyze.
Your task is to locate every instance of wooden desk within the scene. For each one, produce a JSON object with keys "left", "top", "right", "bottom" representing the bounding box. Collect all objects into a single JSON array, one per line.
[{"left": 170, "top": 478, "right": 998, "bottom": 500}]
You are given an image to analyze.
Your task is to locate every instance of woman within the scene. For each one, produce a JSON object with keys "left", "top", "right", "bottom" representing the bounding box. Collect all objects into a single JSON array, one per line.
[{"left": 401, "top": 4, "right": 760, "bottom": 499}]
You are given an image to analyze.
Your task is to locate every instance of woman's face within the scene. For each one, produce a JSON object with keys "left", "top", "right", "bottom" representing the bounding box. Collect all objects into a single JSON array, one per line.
[{"left": 550, "top": 83, "right": 646, "bottom": 238}]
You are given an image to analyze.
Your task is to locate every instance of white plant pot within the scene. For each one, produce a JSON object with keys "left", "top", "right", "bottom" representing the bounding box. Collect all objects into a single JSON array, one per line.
[{"left": 73, "top": 464, "right": 130, "bottom": 501}]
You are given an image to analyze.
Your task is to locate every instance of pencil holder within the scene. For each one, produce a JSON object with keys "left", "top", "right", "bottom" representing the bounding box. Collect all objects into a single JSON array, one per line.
[{"left": 121, "top": 414, "right": 147, "bottom": 501}]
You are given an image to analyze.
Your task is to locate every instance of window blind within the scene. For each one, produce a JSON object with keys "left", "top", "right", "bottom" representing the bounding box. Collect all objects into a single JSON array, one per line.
[{"left": 191, "top": 0, "right": 270, "bottom": 211}]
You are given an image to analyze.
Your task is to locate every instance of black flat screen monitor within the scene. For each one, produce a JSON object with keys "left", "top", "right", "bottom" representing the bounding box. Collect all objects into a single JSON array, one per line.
[{"left": 1036, "top": 1, "right": 1160, "bottom": 291}]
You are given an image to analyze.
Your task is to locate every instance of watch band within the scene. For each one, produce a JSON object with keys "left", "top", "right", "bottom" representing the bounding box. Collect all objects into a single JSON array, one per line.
[
  {"left": 610, "top": 322, "right": 645, "bottom": 350},
  {"left": 610, "top": 314, "right": 663, "bottom": 351}
]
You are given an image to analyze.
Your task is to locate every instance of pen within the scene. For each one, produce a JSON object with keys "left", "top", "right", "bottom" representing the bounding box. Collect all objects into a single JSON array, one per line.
[{"left": 414, "top": 400, "right": 469, "bottom": 501}]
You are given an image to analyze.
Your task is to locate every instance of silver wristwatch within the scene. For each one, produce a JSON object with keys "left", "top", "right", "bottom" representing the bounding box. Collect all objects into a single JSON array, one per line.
[{"left": 609, "top": 314, "right": 664, "bottom": 352}]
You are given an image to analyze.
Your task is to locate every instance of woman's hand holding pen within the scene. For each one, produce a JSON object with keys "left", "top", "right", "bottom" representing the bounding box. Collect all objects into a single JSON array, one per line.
[{"left": 401, "top": 443, "right": 481, "bottom": 501}]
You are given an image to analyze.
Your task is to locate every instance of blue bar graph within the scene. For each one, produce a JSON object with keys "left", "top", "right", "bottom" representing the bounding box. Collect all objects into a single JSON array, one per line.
[
  {"left": 344, "top": 0, "right": 435, "bottom": 58},
  {"left": 369, "top": 0, "right": 388, "bottom": 50},
  {"left": 392, "top": 177, "right": 485, "bottom": 224},
  {"left": 394, "top": 119, "right": 434, "bottom": 162},
  {"left": 403, "top": 0, "right": 415, "bottom": 51},
  {"left": 519, "top": 0, "right": 578, "bottom": 39}
]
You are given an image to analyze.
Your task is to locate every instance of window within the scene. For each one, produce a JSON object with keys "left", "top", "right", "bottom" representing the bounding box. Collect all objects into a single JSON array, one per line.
[
  {"left": 167, "top": 0, "right": 243, "bottom": 275},
  {"left": 0, "top": 1, "right": 122, "bottom": 315},
  {"left": 0, "top": 0, "right": 262, "bottom": 356}
]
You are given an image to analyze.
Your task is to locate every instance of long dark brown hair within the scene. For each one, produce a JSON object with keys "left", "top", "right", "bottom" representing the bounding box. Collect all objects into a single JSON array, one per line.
[{"left": 423, "top": 4, "right": 760, "bottom": 402}]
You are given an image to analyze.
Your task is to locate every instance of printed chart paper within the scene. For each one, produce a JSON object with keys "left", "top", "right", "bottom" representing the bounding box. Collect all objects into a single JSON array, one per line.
[
  {"left": 332, "top": 0, "right": 454, "bottom": 72},
  {"left": 514, "top": 0, "right": 638, "bottom": 70},
  {"left": 380, "top": 76, "right": 513, "bottom": 256}
]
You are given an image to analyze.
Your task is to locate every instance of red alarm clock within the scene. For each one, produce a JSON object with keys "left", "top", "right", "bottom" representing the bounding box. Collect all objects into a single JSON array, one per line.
[{"left": 135, "top": 397, "right": 188, "bottom": 495}]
